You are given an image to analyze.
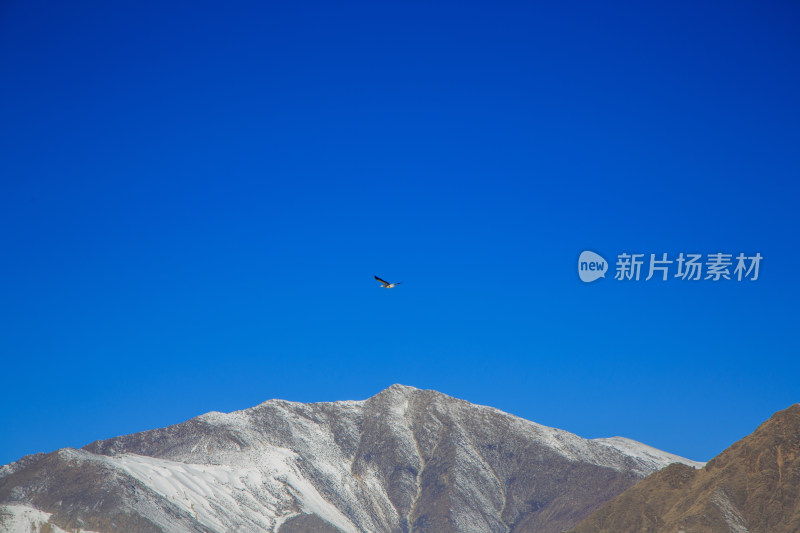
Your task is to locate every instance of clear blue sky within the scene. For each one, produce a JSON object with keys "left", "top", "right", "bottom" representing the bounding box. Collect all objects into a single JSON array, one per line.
[{"left": 1, "top": 1, "right": 798, "bottom": 465}]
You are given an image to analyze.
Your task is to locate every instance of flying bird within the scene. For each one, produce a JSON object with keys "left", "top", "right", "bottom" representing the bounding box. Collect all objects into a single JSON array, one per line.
[{"left": 375, "top": 275, "right": 402, "bottom": 289}]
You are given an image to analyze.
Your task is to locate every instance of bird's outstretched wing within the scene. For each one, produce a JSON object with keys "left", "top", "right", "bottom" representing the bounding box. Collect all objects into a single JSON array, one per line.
[{"left": 374, "top": 275, "right": 389, "bottom": 285}]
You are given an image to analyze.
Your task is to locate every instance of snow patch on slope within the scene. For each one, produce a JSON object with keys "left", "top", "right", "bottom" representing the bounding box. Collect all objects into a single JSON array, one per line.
[
  {"left": 464, "top": 402, "right": 703, "bottom": 475},
  {"left": 712, "top": 490, "right": 749, "bottom": 533},
  {"left": 0, "top": 504, "right": 99, "bottom": 533},
  {"left": 113, "top": 451, "right": 358, "bottom": 533},
  {"left": 593, "top": 436, "right": 705, "bottom": 471}
]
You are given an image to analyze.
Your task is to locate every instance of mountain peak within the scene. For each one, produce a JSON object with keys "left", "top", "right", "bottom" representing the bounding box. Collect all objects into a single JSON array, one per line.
[
  {"left": 1, "top": 387, "right": 701, "bottom": 533},
  {"left": 374, "top": 383, "right": 421, "bottom": 397}
]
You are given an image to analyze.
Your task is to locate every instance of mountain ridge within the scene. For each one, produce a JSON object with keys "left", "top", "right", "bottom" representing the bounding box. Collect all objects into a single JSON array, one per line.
[{"left": 1, "top": 384, "right": 701, "bottom": 533}]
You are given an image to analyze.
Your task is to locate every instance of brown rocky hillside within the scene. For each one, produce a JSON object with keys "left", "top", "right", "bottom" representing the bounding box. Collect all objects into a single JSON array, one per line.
[{"left": 569, "top": 404, "right": 800, "bottom": 533}]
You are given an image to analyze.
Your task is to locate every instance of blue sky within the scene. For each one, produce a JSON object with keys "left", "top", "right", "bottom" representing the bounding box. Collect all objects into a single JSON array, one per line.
[{"left": 1, "top": 1, "right": 798, "bottom": 465}]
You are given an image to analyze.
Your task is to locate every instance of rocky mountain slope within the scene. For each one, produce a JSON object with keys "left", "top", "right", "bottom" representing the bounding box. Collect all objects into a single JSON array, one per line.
[
  {"left": 569, "top": 403, "right": 800, "bottom": 533},
  {"left": 0, "top": 385, "right": 701, "bottom": 533}
]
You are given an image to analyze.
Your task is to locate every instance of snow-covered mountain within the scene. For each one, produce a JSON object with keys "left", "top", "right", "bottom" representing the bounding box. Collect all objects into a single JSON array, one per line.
[{"left": 0, "top": 385, "right": 702, "bottom": 533}]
